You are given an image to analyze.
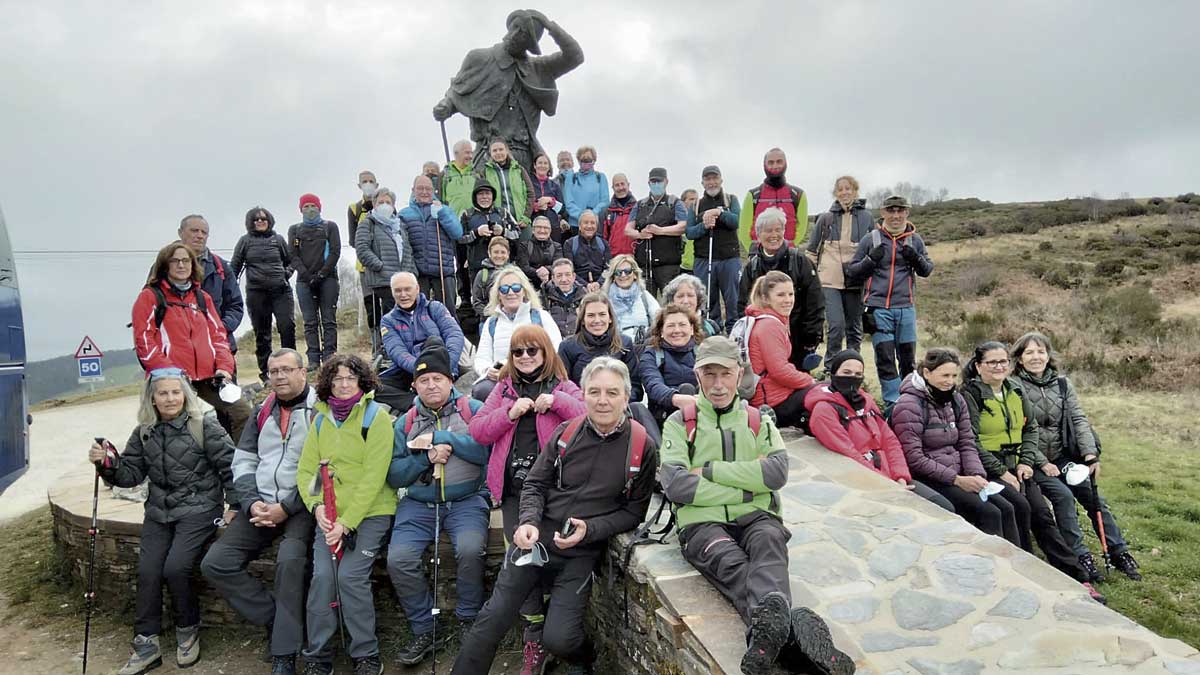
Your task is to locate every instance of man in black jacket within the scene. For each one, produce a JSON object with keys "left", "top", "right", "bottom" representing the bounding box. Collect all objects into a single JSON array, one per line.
[
  {"left": 452, "top": 357, "right": 657, "bottom": 675},
  {"left": 739, "top": 207, "right": 825, "bottom": 369},
  {"left": 687, "top": 165, "right": 742, "bottom": 332},
  {"left": 517, "top": 216, "right": 563, "bottom": 289},
  {"left": 288, "top": 193, "right": 341, "bottom": 370}
]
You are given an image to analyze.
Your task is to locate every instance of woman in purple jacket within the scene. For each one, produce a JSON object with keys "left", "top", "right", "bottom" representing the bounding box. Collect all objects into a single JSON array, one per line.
[{"left": 467, "top": 322, "right": 585, "bottom": 667}]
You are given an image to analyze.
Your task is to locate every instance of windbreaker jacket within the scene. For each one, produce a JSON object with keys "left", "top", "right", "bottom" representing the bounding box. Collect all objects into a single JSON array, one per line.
[
  {"left": 745, "top": 306, "right": 815, "bottom": 407},
  {"left": 388, "top": 391, "right": 488, "bottom": 504},
  {"left": 807, "top": 199, "right": 873, "bottom": 289},
  {"left": 483, "top": 159, "right": 535, "bottom": 228},
  {"left": 961, "top": 376, "right": 1046, "bottom": 478},
  {"left": 639, "top": 340, "right": 698, "bottom": 418},
  {"left": 806, "top": 385, "right": 911, "bottom": 482},
  {"left": 890, "top": 374, "right": 985, "bottom": 485},
  {"left": 132, "top": 280, "right": 236, "bottom": 380},
  {"left": 379, "top": 294, "right": 465, "bottom": 378},
  {"left": 562, "top": 169, "right": 609, "bottom": 228},
  {"left": 440, "top": 162, "right": 479, "bottom": 217},
  {"left": 231, "top": 387, "right": 318, "bottom": 514},
  {"left": 845, "top": 222, "right": 934, "bottom": 309}
]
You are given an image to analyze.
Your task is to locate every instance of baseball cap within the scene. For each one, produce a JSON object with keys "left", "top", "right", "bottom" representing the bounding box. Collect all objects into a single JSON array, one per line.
[
  {"left": 881, "top": 195, "right": 911, "bottom": 210},
  {"left": 648, "top": 167, "right": 668, "bottom": 181},
  {"left": 694, "top": 336, "right": 740, "bottom": 370}
]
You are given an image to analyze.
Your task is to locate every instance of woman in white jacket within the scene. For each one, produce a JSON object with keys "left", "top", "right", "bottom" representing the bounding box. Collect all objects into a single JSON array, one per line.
[
  {"left": 603, "top": 254, "right": 660, "bottom": 344},
  {"left": 472, "top": 265, "right": 562, "bottom": 400}
]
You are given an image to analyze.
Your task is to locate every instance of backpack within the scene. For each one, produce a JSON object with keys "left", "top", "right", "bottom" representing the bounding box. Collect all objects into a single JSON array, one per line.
[
  {"left": 487, "top": 308, "right": 543, "bottom": 340},
  {"left": 255, "top": 392, "right": 314, "bottom": 434},
  {"left": 554, "top": 415, "right": 649, "bottom": 500},
  {"left": 402, "top": 396, "right": 475, "bottom": 435},
  {"left": 678, "top": 399, "right": 762, "bottom": 461},
  {"left": 146, "top": 284, "right": 210, "bottom": 329},
  {"left": 569, "top": 235, "right": 607, "bottom": 258},
  {"left": 727, "top": 313, "right": 781, "bottom": 392},
  {"left": 313, "top": 400, "right": 381, "bottom": 442}
]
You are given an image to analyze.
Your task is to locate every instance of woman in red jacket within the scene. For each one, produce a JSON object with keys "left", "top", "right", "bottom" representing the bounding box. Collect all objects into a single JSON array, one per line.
[
  {"left": 746, "top": 270, "right": 815, "bottom": 426},
  {"left": 132, "top": 241, "right": 251, "bottom": 442},
  {"left": 806, "top": 349, "right": 953, "bottom": 512}
]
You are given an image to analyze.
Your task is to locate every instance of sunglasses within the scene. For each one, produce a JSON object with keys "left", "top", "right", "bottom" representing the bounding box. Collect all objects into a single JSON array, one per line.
[
  {"left": 253, "top": 216, "right": 269, "bottom": 222},
  {"left": 614, "top": 268, "right": 635, "bottom": 277},
  {"left": 511, "top": 346, "right": 541, "bottom": 358},
  {"left": 498, "top": 283, "right": 523, "bottom": 295}
]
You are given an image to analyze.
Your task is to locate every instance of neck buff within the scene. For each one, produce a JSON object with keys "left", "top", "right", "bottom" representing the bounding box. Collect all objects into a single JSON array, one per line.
[
  {"left": 929, "top": 385, "right": 956, "bottom": 407},
  {"left": 883, "top": 220, "right": 907, "bottom": 236},
  {"left": 170, "top": 280, "right": 193, "bottom": 294},
  {"left": 831, "top": 375, "right": 866, "bottom": 410},
  {"left": 279, "top": 385, "right": 310, "bottom": 409},
  {"left": 327, "top": 390, "right": 364, "bottom": 422},
  {"left": 582, "top": 328, "right": 615, "bottom": 353},
  {"left": 303, "top": 214, "right": 323, "bottom": 226}
]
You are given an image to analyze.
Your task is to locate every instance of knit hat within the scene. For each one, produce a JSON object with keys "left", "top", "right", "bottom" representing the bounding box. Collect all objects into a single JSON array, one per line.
[
  {"left": 413, "top": 336, "right": 453, "bottom": 381},
  {"left": 827, "top": 349, "right": 865, "bottom": 375},
  {"left": 299, "top": 193, "right": 322, "bottom": 210}
]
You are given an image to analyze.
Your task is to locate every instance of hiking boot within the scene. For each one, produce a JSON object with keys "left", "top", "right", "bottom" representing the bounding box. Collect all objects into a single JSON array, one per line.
[
  {"left": 396, "top": 631, "right": 436, "bottom": 666},
  {"left": 1113, "top": 550, "right": 1142, "bottom": 581},
  {"left": 741, "top": 592, "right": 792, "bottom": 675},
  {"left": 352, "top": 654, "right": 383, "bottom": 675},
  {"left": 117, "top": 634, "right": 162, "bottom": 675},
  {"left": 271, "top": 654, "right": 297, "bottom": 675},
  {"left": 520, "top": 639, "right": 549, "bottom": 675},
  {"left": 1078, "top": 552, "right": 1104, "bottom": 582},
  {"left": 302, "top": 661, "right": 333, "bottom": 675},
  {"left": 1082, "top": 582, "right": 1107, "bottom": 605},
  {"left": 175, "top": 624, "right": 200, "bottom": 668},
  {"left": 777, "top": 607, "right": 854, "bottom": 675}
]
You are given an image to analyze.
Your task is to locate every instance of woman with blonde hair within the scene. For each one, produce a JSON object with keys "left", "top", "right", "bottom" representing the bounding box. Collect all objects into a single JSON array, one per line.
[
  {"left": 806, "top": 176, "right": 872, "bottom": 368},
  {"left": 602, "top": 253, "right": 659, "bottom": 343},
  {"left": 472, "top": 265, "right": 562, "bottom": 401}
]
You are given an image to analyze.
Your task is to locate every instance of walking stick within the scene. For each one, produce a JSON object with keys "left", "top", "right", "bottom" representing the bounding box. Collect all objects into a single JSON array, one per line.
[
  {"left": 1089, "top": 472, "right": 1112, "bottom": 573},
  {"left": 705, "top": 220, "right": 715, "bottom": 324},
  {"left": 430, "top": 482, "right": 442, "bottom": 675},
  {"left": 314, "top": 461, "right": 349, "bottom": 652},
  {"left": 437, "top": 120, "right": 452, "bottom": 307},
  {"left": 83, "top": 439, "right": 115, "bottom": 674},
  {"left": 439, "top": 120, "right": 451, "bottom": 165}
]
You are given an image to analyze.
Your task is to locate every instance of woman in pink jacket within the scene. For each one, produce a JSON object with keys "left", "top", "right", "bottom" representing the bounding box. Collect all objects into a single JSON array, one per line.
[
  {"left": 467, "top": 322, "right": 585, "bottom": 667},
  {"left": 746, "top": 270, "right": 815, "bottom": 426}
]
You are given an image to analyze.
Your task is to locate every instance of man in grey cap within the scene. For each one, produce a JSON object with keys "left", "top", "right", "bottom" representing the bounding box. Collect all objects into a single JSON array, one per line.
[
  {"left": 686, "top": 165, "right": 743, "bottom": 331},
  {"left": 624, "top": 167, "right": 688, "bottom": 296},
  {"left": 658, "top": 336, "right": 851, "bottom": 675}
]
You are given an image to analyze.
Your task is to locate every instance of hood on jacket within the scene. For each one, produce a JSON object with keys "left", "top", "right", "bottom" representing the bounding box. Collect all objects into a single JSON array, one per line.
[
  {"left": 244, "top": 206, "right": 276, "bottom": 232},
  {"left": 829, "top": 198, "right": 867, "bottom": 214},
  {"left": 898, "top": 371, "right": 935, "bottom": 400},
  {"left": 745, "top": 304, "right": 790, "bottom": 325},
  {"left": 472, "top": 181, "right": 497, "bottom": 210}
]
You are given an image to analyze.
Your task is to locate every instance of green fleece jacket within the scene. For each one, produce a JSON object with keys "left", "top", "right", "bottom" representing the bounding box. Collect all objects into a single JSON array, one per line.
[
  {"left": 296, "top": 392, "right": 398, "bottom": 529},
  {"left": 657, "top": 395, "right": 789, "bottom": 528},
  {"left": 961, "top": 377, "right": 1046, "bottom": 479},
  {"left": 440, "top": 162, "right": 478, "bottom": 218}
]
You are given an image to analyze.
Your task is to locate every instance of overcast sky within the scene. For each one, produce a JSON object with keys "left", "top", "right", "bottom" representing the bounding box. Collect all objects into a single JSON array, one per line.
[{"left": 4, "top": 0, "right": 1199, "bottom": 359}]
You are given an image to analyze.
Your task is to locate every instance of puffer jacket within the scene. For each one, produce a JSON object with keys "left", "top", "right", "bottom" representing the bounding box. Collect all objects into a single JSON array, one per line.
[
  {"left": 1015, "top": 367, "right": 1099, "bottom": 463},
  {"left": 379, "top": 293, "right": 465, "bottom": 378},
  {"left": 558, "top": 331, "right": 642, "bottom": 400},
  {"left": 961, "top": 376, "right": 1046, "bottom": 478},
  {"left": 563, "top": 233, "right": 609, "bottom": 285},
  {"left": 231, "top": 387, "right": 317, "bottom": 515},
  {"left": 100, "top": 412, "right": 235, "bottom": 523},
  {"left": 355, "top": 212, "right": 418, "bottom": 291},
  {"left": 807, "top": 199, "right": 873, "bottom": 289},
  {"left": 287, "top": 219, "right": 341, "bottom": 286},
  {"left": 388, "top": 390, "right": 488, "bottom": 504},
  {"left": 805, "top": 385, "right": 911, "bottom": 482},
  {"left": 745, "top": 306, "right": 815, "bottom": 408},
  {"left": 131, "top": 280, "right": 236, "bottom": 380},
  {"left": 540, "top": 280, "right": 586, "bottom": 336},
  {"left": 468, "top": 377, "right": 585, "bottom": 504},
  {"left": 639, "top": 340, "right": 698, "bottom": 419},
  {"left": 459, "top": 182, "right": 517, "bottom": 273},
  {"left": 517, "top": 237, "right": 563, "bottom": 288},
  {"left": 399, "top": 197, "right": 464, "bottom": 277},
  {"left": 231, "top": 209, "right": 291, "bottom": 290},
  {"left": 890, "top": 373, "right": 985, "bottom": 485},
  {"left": 845, "top": 222, "right": 934, "bottom": 309}
]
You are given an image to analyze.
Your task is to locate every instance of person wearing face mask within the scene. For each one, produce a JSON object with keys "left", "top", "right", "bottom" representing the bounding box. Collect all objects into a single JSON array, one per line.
[
  {"left": 557, "top": 293, "right": 642, "bottom": 400},
  {"left": 638, "top": 304, "right": 703, "bottom": 425},
  {"left": 562, "top": 145, "right": 609, "bottom": 232},
  {"left": 845, "top": 195, "right": 933, "bottom": 405},
  {"left": 376, "top": 272, "right": 465, "bottom": 414},
  {"left": 602, "top": 254, "right": 660, "bottom": 343},
  {"left": 349, "top": 171, "right": 381, "bottom": 334},
  {"left": 1011, "top": 332, "right": 1141, "bottom": 582},
  {"left": 400, "top": 174, "right": 464, "bottom": 310},
  {"left": 288, "top": 193, "right": 342, "bottom": 372},
  {"left": 744, "top": 272, "right": 817, "bottom": 428},
  {"left": 599, "top": 172, "right": 638, "bottom": 257},
  {"left": 471, "top": 267, "right": 563, "bottom": 402},
  {"left": 739, "top": 209, "right": 825, "bottom": 371},
  {"left": 658, "top": 337, "right": 851, "bottom": 675},
  {"left": 739, "top": 147, "right": 809, "bottom": 254},
  {"left": 482, "top": 138, "right": 536, "bottom": 238},
  {"left": 464, "top": 324, "right": 585, "bottom": 672},
  {"left": 355, "top": 187, "right": 419, "bottom": 355},
  {"left": 539, "top": 258, "right": 586, "bottom": 335},
  {"left": 625, "top": 167, "right": 689, "bottom": 296},
  {"left": 805, "top": 350, "right": 953, "bottom": 512},
  {"left": 563, "top": 209, "right": 609, "bottom": 291},
  {"left": 517, "top": 216, "right": 563, "bottom": 289},
  {"left": 231, "top": 207, "right": 296, "bottom": 382},
  {"left": 530, "top": 152, "right": 567, "bottom": 242},
  {"left": 687, "top": 165, "right": 743, "bottom": 332},
  {"left": 807, "top": 176, "right": 872, "bottom": 369}
]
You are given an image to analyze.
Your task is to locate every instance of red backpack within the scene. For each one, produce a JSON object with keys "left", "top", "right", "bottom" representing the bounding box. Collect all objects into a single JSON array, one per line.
[
  {"left": 678, "top": 400, "right": 762, "bottom": 460},
  {"left": 402, "top": 396, "right": 476, "bottom": 435},
  {"left": 555, "top": 415, "right": 649, "bottom": 500}
]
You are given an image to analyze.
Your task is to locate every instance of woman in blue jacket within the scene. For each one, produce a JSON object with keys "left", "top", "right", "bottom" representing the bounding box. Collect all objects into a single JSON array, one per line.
[
  {"left": 638, "top": 305, "right": 704, "bottom": 424},
  {"left": 562, "top": 145, "right": 609, "bottom": 232}
]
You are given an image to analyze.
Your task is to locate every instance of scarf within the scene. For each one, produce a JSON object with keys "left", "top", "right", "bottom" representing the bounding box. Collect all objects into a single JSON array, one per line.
[
  {"left": 377, "top": 213, "right": 406, "bottom": 267},
  {"left": 582, "top": 328, "right": 615, "bottom": 353},
  {"left": 609, "top": 283, "right": 644, "bottom": 322},
  {"left": 882, "top": 220, "right": 907, "bottom": 237},
  {"left": 327, "top": 390, "right": 363, "bottom": 423},
  {"left": 929, "top": 385, "right": 956, "bottom": 407},
  {"left": 303, "top": 214, "right": 323, "bottom": 226},
  {"left": 278, "top": 385, "right": 310, "bottom": 409}
]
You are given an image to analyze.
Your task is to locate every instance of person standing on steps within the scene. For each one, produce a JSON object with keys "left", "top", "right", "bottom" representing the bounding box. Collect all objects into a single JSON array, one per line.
[
  {"left": 625, "top": 167, "right": 687, "bottom": 296},
  {"left": 288, "top": 193, "right": 341, "bottom": 373},
  {"left": 400, "top": 174, "right": 463, "bottom": 310},
  {"left": 529, "top": 151, "right": 568, "bottom": 243},
  {"left": 562, "top": 145, "right": 608, "bottom": 233},
  {"left": 200, "top": 348, "right": 315, "bottom": 675},
  {"left": 807, "top": 176, "right": 872, "bottom": 369},
  {"left": 658, "top": 337, "right": 852, "bottom": 675},
  {"left": 845, "top": 194, "right": 933, "bottom": 406},
  {"left": 738, "top": 147, "right": 809, "bottom": 253},
  {"left": 686, "top": 165, "right": 742, "bottom": 332},
  {"left": 355, "top": 186, "right": 419, "bottom": 355},
  {"left": 231, "top": 207, "right": 295, "bottom": 383},
  {"left": 348, "top": 170, "right": 380, "bottom": 340},
  {"left": 481, "top": 138, "right": 536, "bottom": 238},
  {"left": 178, "top": 214, "right": 244, "bottom": 374},
  {"left": 599, "top": 172, "right": 638, "bottom": 257}
]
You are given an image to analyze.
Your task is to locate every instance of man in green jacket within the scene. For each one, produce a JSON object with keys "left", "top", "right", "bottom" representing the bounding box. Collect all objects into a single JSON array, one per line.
[{"left": 658, "top": 337, "right": 851, "bottom": 675}]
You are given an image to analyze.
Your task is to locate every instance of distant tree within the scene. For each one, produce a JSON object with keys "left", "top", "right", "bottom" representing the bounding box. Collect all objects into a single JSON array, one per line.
[{"left": 866, "top": 182, "right": 950, "bottom": 208}]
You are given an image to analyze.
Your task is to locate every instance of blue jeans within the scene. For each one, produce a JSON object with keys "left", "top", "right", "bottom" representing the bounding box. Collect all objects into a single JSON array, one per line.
[
  {"left": 386, "top": 494, "right": 490, "bottom": 636},
  {"left": 693, "top": 257, "right": 742, "bottom": 332},
  {"left": 870, "top": 306, "right": 918, "bottom": 403}
]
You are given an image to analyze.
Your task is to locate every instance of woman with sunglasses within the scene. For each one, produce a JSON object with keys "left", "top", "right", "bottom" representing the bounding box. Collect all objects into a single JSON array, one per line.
[
  {"left": 558, "top": 292, "right": 643, "bottom": 399},
  {"left": 602, "top": 253, "right": 660, "bottom": 343},
  {"left": 232, "top": 206, "right": 296, "bottom": 382},
  {"left": 962, "top": 341, "right": 1101, "bottom": 599},
  {"left": 468, "top": 324, "right": 585, "bottom": 667},
  {"left": 472, "top": 266, "right": 563, "bottom": 401}
]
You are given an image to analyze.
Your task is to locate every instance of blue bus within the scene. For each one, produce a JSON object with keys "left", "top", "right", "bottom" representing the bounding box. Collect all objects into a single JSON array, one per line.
[{"left": 0, "top": 205, "right": 29, "bottom": 494}]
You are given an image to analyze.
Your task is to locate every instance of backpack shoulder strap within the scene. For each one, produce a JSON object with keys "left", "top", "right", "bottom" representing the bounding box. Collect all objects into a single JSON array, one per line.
[
  {"left": 570, "top": 237, "right": 579, "bottom": 256},
  {"left": 212, "top": 255, "right": 227, "bottom": 281},
  {"left": 255, "top": 392, "right": 278, "bottom": 432},
  {"left": 872, "top": 229, "right": 882, "bottom": 248},
  {"left": 360, "top": 401, "right": 380, "bottom": 441},
  {"left": 624, "top": 420, "right": 649, "bottom": 498},
  {"left": 746, "top": 403, "right": 762, "bottom": 436},
  {"left": 530, "top": 309, "right": 543, "bottom": 327},
  {"left": 150, "top": 285, "right": 168, "bottom": 328},
  {"left": 456, "top": 395, "right": 475, "bottom": 423},
  {"left": 314, "top": 411, "right": 325, "bottom": 435},
  {"left": 403, "top": 406, "right": 419, "bottom": 435},
  {"left": 487, "top": 315, "right": 498, "bottom": 339},
  {"left": 556, "top": 415, "right": 589, "bottom": 463}
]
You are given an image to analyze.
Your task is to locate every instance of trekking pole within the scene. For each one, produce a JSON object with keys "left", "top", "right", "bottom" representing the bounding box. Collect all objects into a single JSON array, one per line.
[
  {"left": 314, "top": 461, "right": 349, "bottom": 652},
  {"left": 439, "top": 120, "right": 451, "bottom": 165},
  {"left": 82, "top": 439, "right": 115, "bottom": 674},
  {"left": 435, "top": 221, "right": 448, "bottom": 307},
  {"left": 1090, "top": 473, "right": 1111, "bottom": 572},
  {"left": 430, "top": 492, "right": 442, "bottom": 675},
  {"left": 705, "top": 223, "right": 715, "bottom": 324}
]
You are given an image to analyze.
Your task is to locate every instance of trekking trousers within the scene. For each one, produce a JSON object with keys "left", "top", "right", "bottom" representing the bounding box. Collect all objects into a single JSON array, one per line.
[
  {"left": 679, "top": 510, "right": 792, "bottom": 627},
  {"left": 297, "top": 276, "right": 339, "bottom": 367},
  {"left": 247, "top": 285, "right": 297, "bottom": 380},
  {"left": 134, "top": 509, "right": 220, "bottom": 637},
  {"left": 303, "top": 514, "right": 391, "bottom": 663}
]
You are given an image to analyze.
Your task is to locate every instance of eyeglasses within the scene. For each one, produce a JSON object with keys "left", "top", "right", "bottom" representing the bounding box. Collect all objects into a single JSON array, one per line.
[
  {"left": 983, "top": 359, "right": 1010, "bottom": 368},
  {"left": 511, "top": 346, "right": 541, "bottom": 358},
  {"left": 614, "top": 268, "right": 635, "bottom": 277},
  {"left": 498, "top": 283, "right": 523, "bottom": 295},
  {"left": 332, "top": 375, "right": 359, "bottom": 385},
  {"left": 168, "top": 257, "right": 192, "bottom": 266},
  {"left": 268, "top": 366, "right": 301, "bottom": 377}
]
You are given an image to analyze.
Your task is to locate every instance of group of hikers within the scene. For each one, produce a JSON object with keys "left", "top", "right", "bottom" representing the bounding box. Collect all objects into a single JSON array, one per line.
[{"left": 92, "top": 142, "right": 1139, "bottom": 675}]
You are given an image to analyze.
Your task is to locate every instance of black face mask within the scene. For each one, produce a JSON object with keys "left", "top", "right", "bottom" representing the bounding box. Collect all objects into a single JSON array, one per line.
[{"left": 831, "top": 375, "right": 866, "bottom": 409}]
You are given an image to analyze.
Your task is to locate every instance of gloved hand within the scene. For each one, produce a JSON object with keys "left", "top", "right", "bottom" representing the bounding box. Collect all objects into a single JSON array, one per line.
[
  {"left": 868, "top": 244, "right": 886, "bottom": 264},
  {"left": 900, "top": 244, "right": 920, "bottom": 264}
]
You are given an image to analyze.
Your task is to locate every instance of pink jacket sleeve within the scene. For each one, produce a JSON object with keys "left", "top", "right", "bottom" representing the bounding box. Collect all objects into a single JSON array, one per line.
[
  {"left": 468, "top": 379, "right": 518, "bottom": 444},
  {"left": 751, "top": 317, "right": 813, "bottom": 390},
  {"left": 810, "top": 403, "right": 872, "bottom": 468},
  {"left": 549, "top": 379, "right": 586, "bottom": 419}
]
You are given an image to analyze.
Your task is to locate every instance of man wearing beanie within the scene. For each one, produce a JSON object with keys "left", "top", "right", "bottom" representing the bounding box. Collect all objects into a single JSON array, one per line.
[
  {"left": 625, "top": 167, "right": 688, "bottom": 296},
  {"left": 376, "top": 272, "right": 465, "bottom": 413},
  {"left": 659, "top": 337, "right": 852, "bottom": 675},
  {"left": 385, "top": 336, "right": 489, "bottom": 667},
  {"left": 288, "top": 193, "right": 341, "bottom": 371}
]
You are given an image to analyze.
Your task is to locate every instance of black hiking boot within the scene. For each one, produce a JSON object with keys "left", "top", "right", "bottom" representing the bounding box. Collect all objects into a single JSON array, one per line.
[
  {"left": 777, "top": 607, "right": 854, "bottom": 675},
  {"left": 352, "top": 654, "right": 383, "bottom": 675},
  {"left": 741, "top": 592, "right": 792, "bottom": 675},
  {"left": 1078, "top": 552, "right": 1104, "bottom": 582},
  {"left": 1113, "top": 550, "right": 1142, "bottom": 581},
  {"left": 270, "top": 654, "right": 297, "bottom": 675},
  {"left": 397, "top": 631, "right": 436, "bottom": 666},
  {"left": 301, "top": 661, "right": 333, "bottom": 675}
]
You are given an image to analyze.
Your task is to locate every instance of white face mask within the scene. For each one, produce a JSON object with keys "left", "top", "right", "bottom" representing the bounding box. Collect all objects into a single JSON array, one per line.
[
  {"left": 361, "top": 182, "right": 378, "bottom": 198},
  {"left": 372, "top": 203, "right": 394, "bottom": 220}
]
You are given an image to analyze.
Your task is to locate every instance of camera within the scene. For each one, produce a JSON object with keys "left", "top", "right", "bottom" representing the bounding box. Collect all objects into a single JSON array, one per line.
[{"left": 510, "top": 453, "right": 535, "bottom": 487}]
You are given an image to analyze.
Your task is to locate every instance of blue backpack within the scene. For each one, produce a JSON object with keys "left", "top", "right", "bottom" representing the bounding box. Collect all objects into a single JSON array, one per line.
[
  {"left": 487, "top": 308, "right": 543, "bottom": 339},
  {"left": 314, "top": 400, "right": 381, "bottom": 441}
]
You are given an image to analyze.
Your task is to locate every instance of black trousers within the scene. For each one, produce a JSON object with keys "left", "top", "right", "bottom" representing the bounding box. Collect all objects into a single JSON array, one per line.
[
  {"left": 452, "top": 548, "right": 600, "bottom": 673},
  {"left": 635, "top": 262, "right": 680, "bottom": 297},
  {"left": 928, "top": 482, "right": 1026, "bottom": 547},
  {"left": 247, "top": 285, "right": 296, "bottom": 379},
  {"left": 419, "top": 272, "right": 458, "bottom": 310},
  {"left": 296, "top": 277, "right": 338, "bottom": 366},
  {"left": 374, "top": 372, "right": 416, "bottom": 415},
  {"left": 365, "top": 292, "right": 395, "bottom": 355},
  {"left": 1022, "top": 478, "right": 1088, "bottom": 581},
  {"left": 771, "top": 388, "right": 809, "bottom": 429},
  {"left": 679, "top": 511, "right": 791, "bottom": 626},
  {"left": 200, "top": 509, "right": 314, "bottom": 656},
  {"left": 135, "top": 509, "right": 220, "bottom": 636}
]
